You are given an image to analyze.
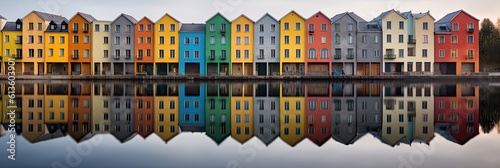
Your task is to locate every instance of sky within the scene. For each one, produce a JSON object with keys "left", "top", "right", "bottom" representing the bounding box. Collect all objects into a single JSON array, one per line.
[{"left": 0, "top": 0, "right": 498, "bottom": 24}]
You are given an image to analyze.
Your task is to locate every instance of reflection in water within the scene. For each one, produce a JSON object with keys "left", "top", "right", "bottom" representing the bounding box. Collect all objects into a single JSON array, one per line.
[{"left": 0, "top": 81, "right": 494, "bottom": 147}]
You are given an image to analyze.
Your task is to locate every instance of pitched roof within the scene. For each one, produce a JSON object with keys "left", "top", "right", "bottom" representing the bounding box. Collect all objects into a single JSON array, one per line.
[
  {"left": 255, "top": 13, "right": 279, "bottom": 23},
  {"left": 331, "top": 12, "right": 367, "bottom": 23},
  {"left": 156, "top": 13, "right": 180, "bottom": 23},
  {"left": 0, "top": 15, "right": 6, "bottom": 20},
  {"left": 413, "top": 11, "right": 435, "bottom": 20},
  {"left": 138, "top": 16, "right": 154, "bottom": 24},
  {"left": 358, "top": 22, "right": 382, "bottom": 32},
  {"left": 112, "top": 13, "right": 138, "bottom": 24},
  {"left": 70, "top": 12, "right": 96, "bottom": 23},
  {"left": 281, "top": 10, "right": 306, "bottom": 20},
  {"left": 307, "top": 11, "right": 330, "bottom": 21},
  {"left": 400, "top": 11, "right": 412, "bottom": 18},
  {"left": 179, "top": 23, "right": 206, "bottom": 32},
  {"left": 371, "top": 9, "right": 406, "bottom": 22},
  {"left": 206, "top": 12, "right": 231, "bottom": 23},
  {"left": 31, "top": 10, "right": 68, "bottom": 24},
  {"left": 436, "top": 9, "right": 479, "bottom": 24},
  {"left": 45, "top": 20, "right": 68, "bottom": 32},
  {"left": 232, "top": 14, "right": 254, "bottom": 23},
  {"left": 2, "top": 21, "right": 22, "bottom": 31}
]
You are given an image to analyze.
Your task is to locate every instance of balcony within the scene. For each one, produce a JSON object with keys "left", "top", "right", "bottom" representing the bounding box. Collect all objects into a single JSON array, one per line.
[
  {"left": 467, "top": 28, "right": 474, "bottom": 33},
  {"left": 220, "top": 56, "right": 226, "bottom": 60},
  {"left": 209, "top": 56, "right": 215, "bottom": 60},
  {"left": 72, "top": 29, "right": 78, "bottom": 33},
  {"left": 466, "top": 54, "right": 474, "bottom": 59},
  {"left": 221, "top": 29, "right": 226, "bottom": 34},
  {"left": 15, "top": 40, "right": 22, "bottom": 44},
  {"left": 137, "top": 55, "right": 143, "bottom": 60},
  {"left": 346, "top": 54, "right": 354, "bottom": 59},
  {"left": 72, "top": 55, "right": 79, "bottom": 59},
  {"left": 334, "top": 55, "right": 341, "bottom": 59},
  {"left": 308, "top": 30, "right": 314, "bottom": 34},
  {"left": 408, "top": 39, "right": 416, "bottom": 44},
  {"left": 384, "top": 54, "right": 396, "bottom": 59},
  {"left": 113, "top": 55, "right": 120, "bottom": 60}
]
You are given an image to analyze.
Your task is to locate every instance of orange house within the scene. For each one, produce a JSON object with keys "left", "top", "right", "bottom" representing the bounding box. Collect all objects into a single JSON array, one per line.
[
  {"left": 434, "top": 10, "right": 479, "bottom": 75},
  {"left": 305, "top": 12, "right": 332, "bottom": 75},
  {"left": 134, "top": 84, "right": 154, "bottom": 138},
  {"left": 134, "top": 17, "right": 155, "bottom": 75},
  {"left": 305, "top": 83, "right": 331, "bottom": 146},
  {"left": 68, "top": 12, "right": 96, "bottom": 75}
]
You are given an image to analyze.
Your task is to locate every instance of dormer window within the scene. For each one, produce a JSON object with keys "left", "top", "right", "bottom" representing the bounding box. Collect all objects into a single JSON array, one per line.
[
  {"left": 50, "top": 24, "right": 55, "bottom": 30},
  {"left": 62, "top": 25, "right": 67, "bottom": 30},
  {"left": 16, "top": 24, "right": 21, "bottom": 29}
]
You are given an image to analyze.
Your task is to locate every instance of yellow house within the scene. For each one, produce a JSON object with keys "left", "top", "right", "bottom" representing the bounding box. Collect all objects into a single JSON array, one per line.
[
  {"left": 279, "top": 82, "right": 305, "bottom": 147},
  {"left": 381, "top": 85, "right": 408, "bottom": 146},
  {"left": 44, "top": 20, "right": 69, "bottom": 75},
  {"left": 22, "top": 11, "right": 68, "bottom": 75},
  {"left": 92, "top": 83, "right": 111, "bottom": 134},
  {"left": 230, "top": 83, "right": 254, "bottom": 144},
  {"left": 22, "top": 83, "right": 47, "bottom": 143},
  {"left": 231, "top": 15, "right": 254, "bottom": 76},
  {"left": 44, "top": 83, "right": 68, "bottom": 124},
  {"left": 154, "top": 83, "right": 179, "bottom": 143},
  {"left": 1, "top": 83, "right": 22, "bottom": 126},
  {"left": 154, "top": 13, "right": 180, "bottom": 75},
  {"left": 0, "top": 16, "right": 5, "bottom": 74},
  {"left": 280, "top": 11, "right": 306, "bottom": 75},
  {"left": 1, "top": 19, "right": 23, "bottom": 75}
]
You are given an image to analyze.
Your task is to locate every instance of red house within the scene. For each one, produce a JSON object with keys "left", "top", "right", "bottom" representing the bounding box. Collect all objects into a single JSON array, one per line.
[
  {"left": 68, "top": 83, "right": 93, "bottom": 142},
  {"left": 305, "top": 83, "right": 331, "bottom": 146},
  {"left": 134, "top": 17, "right": 155, "bottom": 75},
  {"left": 134, "top": 84, "right": 154, "bottom": 138},
  {"left": 434, "top": 10, "right": 479, "bottom": 75},
  {"left": 434, "top": 84, "right": 479, "bottom": 145},
  {"left": 305, "top": 12, "right": 332, "bottom": 76}
]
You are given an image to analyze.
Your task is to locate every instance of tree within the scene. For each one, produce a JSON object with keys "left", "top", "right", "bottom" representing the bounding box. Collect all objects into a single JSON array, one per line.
[{"left": 479, "top": 18, "right": 500, "bottom": 65}]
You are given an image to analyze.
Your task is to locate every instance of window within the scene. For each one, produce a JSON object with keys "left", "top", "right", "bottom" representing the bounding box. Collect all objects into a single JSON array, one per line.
[
  {"left": 308, "top": 49, "right": 316, "bottom": 58},
  {"left": 221, "top": 36, "right": 226, "bottom": 44},
  {"left": 320, "top": 48, "right": 328, "bottom": 58},
  {"left": 387, "top": 34, "right": 392, "bottom": 43},
  {"left": 399, "top": 21, "right": 404, "bottom": 29},
  {"left": 284, "top": 49, "right": 290, "bottom": 58},
  {"left": 386, "top": 21, "right": 392, "bottom": 29},
  {"left": 60, "top": 36, "right": 65, "bottom": 44},
  {"left": 375, "top": 35, "right": 379, "bottom": 43},
  {"left": 423, "top": 35, "right": 428, "bottom": 44},
  {"left": 423, "top": 22, "right": 428, "bottom": 30},
  {"left": 194, "top": 37, "right": 199, "bottom": 44},
  {"left": 271, "top": 49, "right": 276, "bottom": 58},
  {"left": 295, "top": 49, "right": 301, "bottom": 58},
  {"left": 284, "top": 23, "right": 289, "bottom": 30},
  {"left": 295, "top": 22, "right": 300, "bottom": 30},
  {"left": 126, "top": 25, "right": 132, "bottom": 32},
  {"left": 422, "top": 49, "right": 428, "bottom": 58},
  {"left": 271, "top": 24, "right": 276, "bottom": 32},
  {"left": 244, "top": 37, "right": 249, "bottom": 45},
  {"left": 258, "top": 36, "right": 264, "bottom": 44},
  {"left": 259, "top": 24, "right": 264, "bottom": 32},
  {"left": 399, "top": 35, "right": 404, "bottom": 43},
  {"left": 334, "top": 23, "right": 340, "bottom": 31},
  {"left": 321, "top": 36, "right": 326, "bottom": 44},
  {"left": 115, "top": 25, "right": 120, "bottom": 32},
  {"left": 362, "top": 49, "right": 368, "bottom": 58},
  {"left": 399, "top": 49, "right": 404, "bottom": 58},
  {"left": 321, "top": 24, "right": 327, "bottom": 31},
  {"left": 439, "top": 50, "right": 445, "bottom": 57},
  {"left": 453, "top": 23, "right": 459, "bottom": 31},
  {"left": 347, "top": 23, "right": 353, "bottom": 31},
  {"left": 468, "top": 36, "right": 474, "bottom": 44},
  {"left": 169, "top": 49, "right": 175, "bottom": 58},
  {"left": 236, "top": 24, "right": 241, "bottom": 32},
  {"left": 335, "top": 34, "right": 340, "bottom": 44},
  {"left": 210, "top": 36, "right": 215, "bottom": 44},
  {"left": 48, "top": 49, "right": 53, "bottom": 56},
  {"left": 362, "top": 35, "right": 367, "bottom": 43},
  {"left": 422, "top": 101, "right": 428, "bottom": 109},
  {"left": 348, "top": 34, "right": 353, "bottom": 44},
  {"left": 104, "top": 37, "right": 109, "bottom": 44},
  {"left": 236, "top": 37, "right": 241, "bottom": 45},
  {"left": 209, "top": 24, "right": 215, "bottom": 32},
  {"left": 170, "top": 24, "right": 176, "bottom": 31},
  {"left": 284, "top": 36, "right": 290, "bottom": 44},
  {"left": 170, "top": 36, "right": 175, "bottom": 44},
  {"left": 451, "top": 36, "right": 458, "bottom": 44},
  {"left": 308, "top": 35, "right": 313, "bottom": 44},
  {"left": 184, "top": 51, "right": 189, "bottom": 58},
  {"left": 295, "top": 36, "right": 300, "bottom": 44},
  {"left": 236, "top": 50, "right": 241, "bottom": 58},
  {"left": 84, "top": 36, "right": 89, "bottom": 44},
  {"left": 244, "top": 24, "right": 249, "bottom": 32},
  {"left": 451, "top": 49, "right": 457, "bottom": 58},
  {"left": 104, "top": 24, "right": 109, "bottom": 31}
]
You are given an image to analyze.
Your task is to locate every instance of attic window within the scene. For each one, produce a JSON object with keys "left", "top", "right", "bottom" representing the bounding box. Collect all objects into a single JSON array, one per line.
[
  {"left": 439, "top": 26, "right": 447, "bottom": 31},
  {"left": 62, "top": 25, "right": 67, "bottom": 30},
  {"left": 50, "top": 24, "right": 55, "bottom": 30},
  {"left": 16, "top": 24, "right": 21, "bottom": 29}
]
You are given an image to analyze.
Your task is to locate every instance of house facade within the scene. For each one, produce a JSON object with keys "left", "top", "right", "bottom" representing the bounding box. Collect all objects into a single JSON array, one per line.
[
  {"left": 205, "top": 82, "right": 231, "bottom": 144},
  {"left": 44, "top": 19, "right": 69, "bottom": 75},
  {"left": 230, "top": 83, "right": 254, "bottom": 144},
  {"left": 2, "top": 19, "right": 23, "bottom": 75},
  {"left": 305, "top": 83, "right": 331, "bottom": 146},
  {"left": 253, "top": 13, "right": 280, "bottom": 76},
  {"left": 68, "top": 12, "right": 95, "bottom": 75},
  {"left": 110, "top": 13, "right": 137, "bottom": 75},
  {"left": 253, "top": 82, "right": 280, "bottom": 145},
  {"left": 154, "top": 14, "right": 180, "bottom": 75},
  {"left": 154, "top": 83, "right": 180, "bottom": 143},
  {"left": 357, "top": 21, "right": 382, "bottom": 76},
  {"left": 305, "top": 12, "right": 331, "bottom": 76},
  {"left": 134, "top": 17, "right": 155, "bottom": 75},
  {"left": 179, "top": 24, "right": 206, "bottom": 75},
  {"left": 91, "top": 20, "right": 112, "bottom": 75},
  {"left": 179, "top": 83, "right": 205, "bottom": 132},
  {"left": 206, "top": 13, "right": 231, "bottom": 76},
  {"left": 280, "top": 82, "right": 305, "bottom": 146},
  {"left": 231, "top": 15, "right": 254, "bottom": 76},
  {"left": 280, "top": 11, "right": 305, "bottom": 75}
]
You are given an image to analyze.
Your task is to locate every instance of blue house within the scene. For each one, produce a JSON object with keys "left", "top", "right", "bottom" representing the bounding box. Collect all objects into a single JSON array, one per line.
[
  {"left": 179, "top": 24, "right": 206, "bottom": 75},
  {"left": 179, "top": 83, "right": 206, "bottom": 132}
]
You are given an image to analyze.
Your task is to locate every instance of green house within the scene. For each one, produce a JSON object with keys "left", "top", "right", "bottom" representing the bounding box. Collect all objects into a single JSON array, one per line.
[{"left": 205, "top": 13, "right": 231, "bottom": 76}]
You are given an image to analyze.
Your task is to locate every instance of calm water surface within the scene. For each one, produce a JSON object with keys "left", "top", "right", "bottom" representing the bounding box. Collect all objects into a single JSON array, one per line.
[{"left": 1, "top": 81, "right": 499, "bottom": 168}]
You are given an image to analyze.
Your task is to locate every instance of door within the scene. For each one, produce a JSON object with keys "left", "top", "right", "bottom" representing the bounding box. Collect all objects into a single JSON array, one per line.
[
  {"left": 462, "top": 63, "right": 474, "bottom": 75},
  {"left": 344, "top": 63, "right": 354, "bottom": 75},
  {"left": 38, "top": 63, "right": 44, "bottom": 75},
  {"left": 257, "top": 63, "right": 266, "bottom": 76}
]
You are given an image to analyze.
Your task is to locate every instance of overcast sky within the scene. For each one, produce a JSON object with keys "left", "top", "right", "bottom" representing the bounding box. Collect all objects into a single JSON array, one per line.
[{"left": 0, "top": 0, "right": 498, "bottom": 24}]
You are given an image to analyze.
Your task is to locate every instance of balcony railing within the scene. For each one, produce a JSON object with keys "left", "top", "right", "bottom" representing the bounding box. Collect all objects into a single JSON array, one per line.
[
  {"left": 346, "top": 54, "right": 354, "bottom": 59},
  {"left": 308, "top": 30, "right": 314, "bottom": 34},
  {"left": 384, "top": 54, "right": 396, "bottom": 59},
  {"left": 72, "top": 29, "right": 78, "bottom": 33},
  {"left": 72, "top": 55, "right": 79, "bottom": 59},
  {"left": 467, "top": 28, "right": 474, "bottom": 33},
  {"left": 137, "top": 55, "right": 143, "bottom": 59},
  {"left": 220, "top": 56, "right": 226, "bottom": 60},
  {"left": 408, "top": 39, "right": 416, "bottom": 44},
  {"left": 334, "top": 55, "right": 341, "bottom": 59},
  {"left": 466, "top": 54, "right": 474, "bottom": 59},
  {"left": 15, "top": 40, "right": 22, "bottom": 44}
]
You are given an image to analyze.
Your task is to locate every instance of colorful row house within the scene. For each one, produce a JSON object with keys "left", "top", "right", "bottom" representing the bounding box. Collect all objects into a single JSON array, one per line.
[{"left": 0, "top": 9, "right": 480, "bottom": 76}]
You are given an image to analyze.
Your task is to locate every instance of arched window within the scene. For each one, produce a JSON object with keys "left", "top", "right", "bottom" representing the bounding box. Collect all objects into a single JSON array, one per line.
[
  {"left": 321, "top": 48, "right": 328, "bottom": 58},
  {"left": 308, "top": 48, "right": 316, "bottom": 58}
]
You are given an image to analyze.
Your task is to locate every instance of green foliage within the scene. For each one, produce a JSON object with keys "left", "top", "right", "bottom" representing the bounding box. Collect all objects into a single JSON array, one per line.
[{"left": 479, "top": 18, "right": 500, "bottom": 66}]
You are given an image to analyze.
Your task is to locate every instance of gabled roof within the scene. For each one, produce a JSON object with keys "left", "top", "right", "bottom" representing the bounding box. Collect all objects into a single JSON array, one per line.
[
  {"left": 255, "top": 13, "right": 279, "bottom": 23},
  {"left": 280, "top": 10, "right": 306, "bottom": 21},
  {"left": 371, "top": 9, "right": 407, "bottom": 22},
  {"left": 206, "top": 12, "right": 231, "bottom": 23},
  {"left": 156, "top": 13, "right": 180, "bottom": 23},
  {"left": 400, "top": 11, "right": 413, "bottom": 18},
  {"left": 29, "top": 10, "right": 68, "bottom": 24},
  {"left": 111, "top": 13, "right": 138, "bottom": 25},
  {"left": 436, "top": 9, "right": 479, "bottom": 24},
  {"left": 138, "top": 16, "right": 154, "bottom": 24},
  {"left": 331, "top": 12, "right": 367, "bottom": 23},
  {"left": 179, "top": 23, "right": 206, "bottom": 32},
  {"left": 2, "top": 21, "right": 22, "bottom": 31},
  {"left": 69, "top": 12, "right": 96, "bottom": 23},
  {"left": 232, "top": 14, "right": 254, "bottom": 23},
  {"left": 0, "top": 15, "right": 6, "bottom": 20},
  {"left": 307, "top": 11, "right": 330, "bottom": 21},
  {"left": 413, "top": 11, "right": 436, "bottom": 21},
  {"left": 45, "top": 20, "right": 68, "bottom": 32}
]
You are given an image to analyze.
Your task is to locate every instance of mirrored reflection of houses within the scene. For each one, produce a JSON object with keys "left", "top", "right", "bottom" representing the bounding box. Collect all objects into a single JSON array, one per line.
[
  {"left": 179, "top": 83, "right": 205, "bottom": 133},
  {"left": 331, "top": 83, "right": 357, "bottom": 145},
  {"left": 205, "top": 82, "right": 231, "bottom": 145},
  {"left": 231, "top": 83, "right": 254, "bottom": 144},
  {"left": 254, "top": 82, "right": 280, "bottom": 146},
  {"left": 280, "top": 82, "right": 305, "bottom": 147},
  {"left": 434, "top": 84, "right": 479, "bottom": 145},
  {"left": 306, "top": 82, "right": 331, "bottom": 146},
  {"left": 68, "top": 82, "right": 93, "bottom": 142},
  {"left": 22, "top": 82, "right": 48, "bottom": 143},
  {"left": 356, "top": 83, "right": 382, "bottom": 143},
  {"left": 381, "top": 84, "right": 435, "bottom": 146},
  {"left": 154, "top": 83, "right": 179, "bottom": 143},
  {"left": 134, "top": 83, "right": 154, "bottom": 138},
  {"left": 1, "top": 82, "right": 22, "bottom": 135},
  {"left": 110, "top": 83, "right": 135, "bottom": 143},
  {"left": 45, "top": 83, "right": 69, "bottom": 139},
  {"left": 92, "top": 82, "right": 111, "bottom": 135}
]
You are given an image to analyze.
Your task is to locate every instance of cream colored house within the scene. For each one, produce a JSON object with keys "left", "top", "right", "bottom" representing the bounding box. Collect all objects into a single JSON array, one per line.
[{"left": 91, "top": 20, "right": 112, "bottom": 75}]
